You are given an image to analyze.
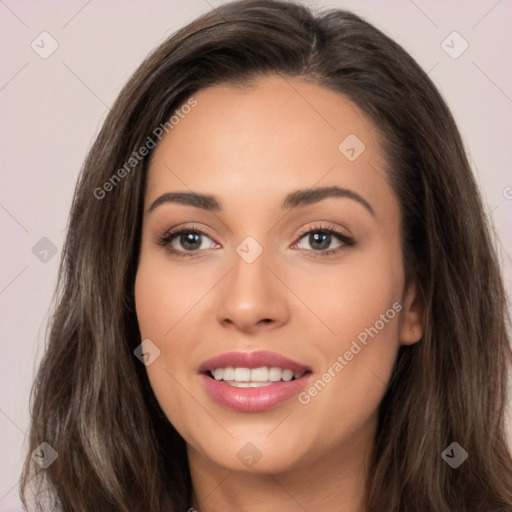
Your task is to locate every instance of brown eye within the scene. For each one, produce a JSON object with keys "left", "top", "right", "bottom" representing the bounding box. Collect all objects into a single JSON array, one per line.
[
  {"left": 292, "top": 224, "right": 355, "bottom": 256},
  {"left": 298, "top": 231, "right": 340, "bottom": 251},
  {"left": 173, "top": 232, "right": 204, "bottom": 251},
  {"left": 156, "top": 226, "right": 218, "bottom": 257}
]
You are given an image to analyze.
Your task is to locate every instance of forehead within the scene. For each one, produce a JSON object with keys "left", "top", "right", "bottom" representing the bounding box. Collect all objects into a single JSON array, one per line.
[{"left": 145, "top": 75, "right": 393, "bottom": 218}]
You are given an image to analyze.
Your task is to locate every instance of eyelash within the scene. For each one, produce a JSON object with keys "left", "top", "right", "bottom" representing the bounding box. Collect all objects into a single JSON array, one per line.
[{"left": 155, "top": 223, "right": 356, "bottom": 258}]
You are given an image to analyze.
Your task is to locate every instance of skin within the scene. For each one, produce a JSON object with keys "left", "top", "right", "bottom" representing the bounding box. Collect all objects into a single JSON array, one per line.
[{"left": 134, "top": 74, "right": 424, "bottom": 511}]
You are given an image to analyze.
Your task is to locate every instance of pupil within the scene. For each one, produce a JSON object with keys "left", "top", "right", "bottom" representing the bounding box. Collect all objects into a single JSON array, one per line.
[
  {"left": 181, "top": 233, "right": 201, "bottom": 250},
  {"left": 310, "top": 232, "right": 330, "bottom": 250}
]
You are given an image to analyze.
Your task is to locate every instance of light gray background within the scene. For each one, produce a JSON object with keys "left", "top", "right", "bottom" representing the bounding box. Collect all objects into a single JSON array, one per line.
[{"left": 1, "top": 1, "right": 511, "bottom": 510}]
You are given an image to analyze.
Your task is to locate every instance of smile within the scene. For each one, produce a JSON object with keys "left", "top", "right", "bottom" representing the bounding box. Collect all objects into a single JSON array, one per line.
[{"left": 199, "top": 351, "right": 313, "bottom": 412}]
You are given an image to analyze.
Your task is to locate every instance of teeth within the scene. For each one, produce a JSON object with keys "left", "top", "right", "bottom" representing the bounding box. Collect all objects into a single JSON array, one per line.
[
  {"left": 212, "top": 368, "right": 224, "bottom": 380},
  {"left": 282, "top": 369, "right": 294, "bottom": 381},
  {"left": 234, "top": 367, "right": 251, "bottom": 382},
  {"left": 209, "top": 366, "right": 305, "bottom": 383},
  {"left": 251, "top": 367, "right": 269, "bottom": 382},
  {"left": 269, "top": 367, "right": 282, "bottom": 381},
  {"left": 222, "top": 367, "right": 235, "bottom": 380}
]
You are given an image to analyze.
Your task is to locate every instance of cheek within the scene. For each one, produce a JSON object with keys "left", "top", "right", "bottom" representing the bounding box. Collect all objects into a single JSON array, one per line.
[
  {"left": 134, "top": 252, "right": 213, "bottom": 340},
  {"left": 134, "top": 260, "right": 197, "bottom": 435},
  {"left": 296, "top": 245, "right": 403, "bottom": 430},
  {"left": 298, "top": 237, "right": 402, "bottom": 348},
  {"left": 133, "top": 250, "right": 223, "bottom": 388},
  {"left": 134, "top": 263, "right": 173, "bottom": 350}
]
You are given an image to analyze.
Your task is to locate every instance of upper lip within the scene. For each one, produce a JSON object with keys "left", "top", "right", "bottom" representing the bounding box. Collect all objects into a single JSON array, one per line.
[{"left": 199, "top": 350, "right": 311, "bottom": 374}]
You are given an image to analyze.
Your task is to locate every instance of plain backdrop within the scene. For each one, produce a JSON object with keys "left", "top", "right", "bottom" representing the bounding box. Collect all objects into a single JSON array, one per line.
[{"left": 1, "top": 1, "right": 511, "bottom": 510}]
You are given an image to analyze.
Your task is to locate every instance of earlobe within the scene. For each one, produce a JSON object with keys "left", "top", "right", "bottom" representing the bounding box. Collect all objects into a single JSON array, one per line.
[{"left": 399, "top": 278, "right": 425, "bottom": 345}]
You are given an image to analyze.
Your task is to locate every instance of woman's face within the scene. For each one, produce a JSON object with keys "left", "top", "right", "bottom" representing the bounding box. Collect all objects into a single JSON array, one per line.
[{"left": 135, "top": 75, "right": 423, "bottom": 476}]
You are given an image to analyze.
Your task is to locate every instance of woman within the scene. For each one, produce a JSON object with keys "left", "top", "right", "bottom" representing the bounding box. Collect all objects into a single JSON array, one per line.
[{"left": 20, "top": 0, "right": 512, "bottom": 510}]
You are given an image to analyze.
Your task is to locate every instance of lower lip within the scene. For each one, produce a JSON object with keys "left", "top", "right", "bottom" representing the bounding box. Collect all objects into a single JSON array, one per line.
[{"left": 201, "top": 374, "right": 311, "bottom": 412}]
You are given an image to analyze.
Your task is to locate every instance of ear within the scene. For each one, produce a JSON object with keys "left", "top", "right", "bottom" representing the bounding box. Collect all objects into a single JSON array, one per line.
[{"left": 399, "top": 278, "right": 425, "bottom": 345}]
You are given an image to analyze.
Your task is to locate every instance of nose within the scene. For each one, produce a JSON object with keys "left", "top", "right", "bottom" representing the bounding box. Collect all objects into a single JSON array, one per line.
[{"left": 216, "top": 243, "right": 290, "bottom": 334}]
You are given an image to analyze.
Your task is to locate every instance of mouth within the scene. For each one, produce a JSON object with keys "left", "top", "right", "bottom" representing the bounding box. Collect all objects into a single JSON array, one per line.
[{"left": 199, "top": 351, "right": 313, "bottom": 412}]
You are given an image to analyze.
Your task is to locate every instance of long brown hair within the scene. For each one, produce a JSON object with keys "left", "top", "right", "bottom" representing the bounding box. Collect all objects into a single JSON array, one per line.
[{"left": 20, "top": 1, "right": 512, "bottom": 510}]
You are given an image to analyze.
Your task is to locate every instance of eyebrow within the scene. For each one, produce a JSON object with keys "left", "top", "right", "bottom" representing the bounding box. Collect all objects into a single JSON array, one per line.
[{"left": 148, "top": 186, "right": 375, "bottom": 216}]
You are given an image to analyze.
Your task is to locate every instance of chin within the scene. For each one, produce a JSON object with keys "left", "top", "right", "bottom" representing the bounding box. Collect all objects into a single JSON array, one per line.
[{"left": 189, "top": 436, "right": 309, "bottom": 475}]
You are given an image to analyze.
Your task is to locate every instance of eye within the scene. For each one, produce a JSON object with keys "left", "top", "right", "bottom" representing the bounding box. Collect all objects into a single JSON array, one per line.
[
  {"left": 156, "top": 225, "right": 218, "bottom": 257},
  {"left": 292, "top": 224, "right": 355, "bottom": 256}
]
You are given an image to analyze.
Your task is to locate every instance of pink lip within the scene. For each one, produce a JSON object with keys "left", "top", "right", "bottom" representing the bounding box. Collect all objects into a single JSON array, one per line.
[
  {"left": 199, "top": 351, "right": 312, "bottom": 412},
  {"left": 199, "top": 350, "right": 310, "bottom": 374}
]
